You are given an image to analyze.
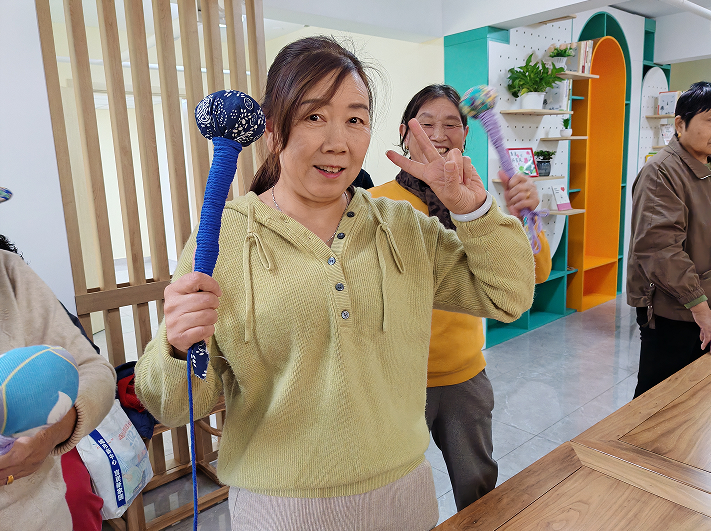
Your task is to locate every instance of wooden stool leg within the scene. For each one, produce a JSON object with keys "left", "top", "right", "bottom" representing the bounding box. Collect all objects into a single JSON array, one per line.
[{"left": 124, "top": 492, "right": 146, "bottom": 531}]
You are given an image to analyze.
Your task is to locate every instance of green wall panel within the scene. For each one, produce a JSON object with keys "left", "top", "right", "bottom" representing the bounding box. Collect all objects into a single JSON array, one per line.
[{"left": 444, "top": 27, "right": 509, "bottom": 190}]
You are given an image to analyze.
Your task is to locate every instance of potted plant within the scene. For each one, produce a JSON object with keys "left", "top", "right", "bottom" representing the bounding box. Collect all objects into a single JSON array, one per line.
[
  {"left": 534, "top": 150, "right": 556, "bottom": 176},
  {"left": 549, "top": 45, "right": 575, "bottom": 69},
  {"left": 560, "top": 117, "right": 572, "bottom": 137},
  {"left": 507, "top": 53, "right": 565, "bottom": 109}
]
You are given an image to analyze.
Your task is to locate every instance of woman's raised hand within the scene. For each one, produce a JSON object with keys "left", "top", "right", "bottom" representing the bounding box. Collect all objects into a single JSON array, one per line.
[
  {"left": 386, "top": 119, "right": 487, "bottom": 215},
  {"left": 163, "top": 272, "right": 222, "bottom": 358},
  {"left": 498, "top": 171, "right": 540, "bottom": 218}
]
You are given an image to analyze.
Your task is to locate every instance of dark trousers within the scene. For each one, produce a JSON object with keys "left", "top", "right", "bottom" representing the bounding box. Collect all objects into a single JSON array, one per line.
[
  {"left": 425, "top": 370, "right": 497, "bottom": 511},
  {"left": 634, "top": 307, "right": 710, "bottom": 398}
]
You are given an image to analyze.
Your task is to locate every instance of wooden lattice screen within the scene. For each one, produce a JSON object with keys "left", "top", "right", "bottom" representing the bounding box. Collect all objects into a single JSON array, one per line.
[
  {"left": 35, "top": 0, "right": 267, "bottom": 366},
  {"left": 35, "top": 1, "right": 267, "bottom": 527}
]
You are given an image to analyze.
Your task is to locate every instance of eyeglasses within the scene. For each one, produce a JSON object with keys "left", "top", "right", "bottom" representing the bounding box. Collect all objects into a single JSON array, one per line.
[{"left": 417, "top": 120, "right": 465, "bottom": 132}]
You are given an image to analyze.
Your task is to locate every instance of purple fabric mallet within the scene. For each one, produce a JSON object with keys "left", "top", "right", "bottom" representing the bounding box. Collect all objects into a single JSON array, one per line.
[{"left": 460, "top": 86, "right": 546, "bottom": 254}]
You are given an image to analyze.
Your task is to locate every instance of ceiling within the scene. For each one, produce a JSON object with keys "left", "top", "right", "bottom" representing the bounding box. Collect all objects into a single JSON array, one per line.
[
  {"left": 48, "top": 0, "right": 305, "bottom": 41},
  {"left": 613, "top": 0, "right": 711, "bottom": 18},
  {"left": 45, "top": 0, "right": 711, "bottom": 45}
]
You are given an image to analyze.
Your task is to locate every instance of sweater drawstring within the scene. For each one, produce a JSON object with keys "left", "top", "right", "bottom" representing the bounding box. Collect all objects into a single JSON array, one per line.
[
  {"left": 363, "top": 194, "right": 404, "bottom": 331},
  {"left": 243, "top": 203, "right": 273, "bottom": 342}
]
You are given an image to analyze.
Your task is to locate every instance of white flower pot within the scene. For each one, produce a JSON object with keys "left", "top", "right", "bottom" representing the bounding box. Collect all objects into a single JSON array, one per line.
[
  {"left": 520, "top": 92, "right": 546, "bottom": 110},
  {"left": 560, "top": 128, "right": 573, "bottom": 137},
  {"left": 551, "top": 57, "right": 568, "bottom": 69}
]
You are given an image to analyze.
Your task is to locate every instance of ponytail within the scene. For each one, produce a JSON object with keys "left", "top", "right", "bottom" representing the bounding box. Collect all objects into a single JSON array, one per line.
[{"left": 250, "top": 153, "right": 280, "bottom": 195}]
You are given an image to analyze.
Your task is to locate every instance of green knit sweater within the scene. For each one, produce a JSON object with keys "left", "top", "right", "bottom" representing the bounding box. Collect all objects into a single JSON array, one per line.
[{"left": 135, "top": 189, "right": 534, "bottom": 498}]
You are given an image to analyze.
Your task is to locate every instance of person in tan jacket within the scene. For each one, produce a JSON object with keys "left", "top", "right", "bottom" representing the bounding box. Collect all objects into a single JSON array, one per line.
[
  {"left": 627, "top": 81, "right": 711, "bottom": 397},
  {"left": 0, "top": 249, "right": 116, "bottom": 530}
]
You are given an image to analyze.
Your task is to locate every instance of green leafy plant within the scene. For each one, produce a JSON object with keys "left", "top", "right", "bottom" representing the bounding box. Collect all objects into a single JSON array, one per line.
[
  {"left": 507, "top": 54, "right": 565, "bottom": 98},
  {"left": 550, "top": 46, "right": 575, "bottom": 58},
  {"left": 562, "top": 117, "right": 571, "bottom": 129},
  {"left": 534, "top": 150, "right": 556, "bottom": 160}
]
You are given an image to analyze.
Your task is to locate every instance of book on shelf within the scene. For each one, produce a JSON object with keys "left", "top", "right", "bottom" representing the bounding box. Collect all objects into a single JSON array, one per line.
[
  {"left": 544, "top": 79, "right": 570, "bottom": 110},
  {"left": 555, "top": 40, "right": 592, "bottom": 74},
  {"left": 551, "top": 185, "right": 572, "bottom": 210},
  {"left": 576, "top": 41, "right": 586, "bottom": 73},
  {"left": 658, "top": 91, "right": 681, "bottom": 115},
  {"left": 575, "top": 40, "right": 593, "bottom": 73},
  {"left": 660, "top": 124, "right": 674, "bottom": 145}
]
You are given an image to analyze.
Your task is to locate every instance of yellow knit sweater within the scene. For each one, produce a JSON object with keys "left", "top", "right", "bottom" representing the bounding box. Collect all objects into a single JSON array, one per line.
[
  {"left": 135, "top": 189, "right": 534, "bottom": 498},
  {"left": 369, "top": 181, "right": 551, "bottom": 386}
]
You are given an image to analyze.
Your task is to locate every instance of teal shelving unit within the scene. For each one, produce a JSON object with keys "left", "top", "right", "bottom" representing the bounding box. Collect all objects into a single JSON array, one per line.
[
  {"left": 444, "top": 26, "right": 579, "bottom": 348},
  {"left": 643, "top": 19, "right": 671, "bottom": 84}
]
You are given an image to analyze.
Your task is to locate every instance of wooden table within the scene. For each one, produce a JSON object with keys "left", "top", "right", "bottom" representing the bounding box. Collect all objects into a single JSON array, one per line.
[{"left": 435, "top": 354, "right": 711, "bottom": 530}]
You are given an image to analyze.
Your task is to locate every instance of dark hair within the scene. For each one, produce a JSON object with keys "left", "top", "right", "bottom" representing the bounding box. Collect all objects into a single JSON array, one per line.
[
  {"left": 0, "top": 234, "right": 21, "bottom": 257},
  {"left": 250, "top": 36, "right": 375, "bottom": 195},
  {"left": 675, "top": 81, "right": 711, "bottom": 130},
  {"left": 399, "top": 84, "right": 467, "bottom": 156}
]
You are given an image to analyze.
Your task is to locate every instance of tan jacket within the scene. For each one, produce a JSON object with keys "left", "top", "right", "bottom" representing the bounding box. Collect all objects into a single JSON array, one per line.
[
  {"left": 0, "top": 250, "right": 116, "bottom": 531},
  {"left": 627, "top": 135, "right": 711, "bottom": 323}
]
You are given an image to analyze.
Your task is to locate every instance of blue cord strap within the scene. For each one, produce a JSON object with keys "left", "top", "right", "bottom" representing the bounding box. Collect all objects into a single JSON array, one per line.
[{"left": 187, "top": 355, "right": 199, "bottom": 527}]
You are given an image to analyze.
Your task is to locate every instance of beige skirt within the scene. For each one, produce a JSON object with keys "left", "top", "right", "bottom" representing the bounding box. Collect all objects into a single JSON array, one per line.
[{"left": 228, "top": 459, "right": 439, "bottom": 531}]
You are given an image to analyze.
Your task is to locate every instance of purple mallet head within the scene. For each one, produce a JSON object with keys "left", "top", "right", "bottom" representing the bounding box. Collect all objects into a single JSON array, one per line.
[{"left": 460, "top": 86, "right": 498, "bottom": 119}]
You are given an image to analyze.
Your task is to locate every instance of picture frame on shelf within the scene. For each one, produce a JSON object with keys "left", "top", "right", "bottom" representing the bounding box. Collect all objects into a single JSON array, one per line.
[
  {"left": 507, "top": 147, "right": 538, "bottom": 177},
  {"left": 658, "top": 91, "right": 681, "bottom": 115},
  {"left": 551, "top": 185, "right": 572, "bottom": 210}
]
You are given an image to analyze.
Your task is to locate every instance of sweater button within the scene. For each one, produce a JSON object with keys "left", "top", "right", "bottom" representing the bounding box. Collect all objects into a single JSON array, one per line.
[
  {"left": 335, "top": 283, "right": 345, "bottom": 291},
  {"left": 328, "top": 257, "right": 336, "bottom": 265},
  {"left": 337, "top": 232, "right": 345, "bottom": 239},
  {"left": 346, "top": 211, "right": 355, "bottom": 217},
  {"left": 341, "top": 310, "right": 350, "bottom": 319}
]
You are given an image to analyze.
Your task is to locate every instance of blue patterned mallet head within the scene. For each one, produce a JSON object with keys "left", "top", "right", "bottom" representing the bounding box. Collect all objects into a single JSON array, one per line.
[
  {"left": 460, "top": 85, "right": 498, "bottom": 119},
  {"left": 0, "top": 187, "right": 12, "bottom": 203},
  {"left": 195, "top": 90, "right": 265, "bottom": 146}
]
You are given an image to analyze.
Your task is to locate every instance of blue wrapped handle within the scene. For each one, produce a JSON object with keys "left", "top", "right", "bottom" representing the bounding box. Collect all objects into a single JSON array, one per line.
[{"left": 186, "top": 90, "right": 265, "bottom": 531}]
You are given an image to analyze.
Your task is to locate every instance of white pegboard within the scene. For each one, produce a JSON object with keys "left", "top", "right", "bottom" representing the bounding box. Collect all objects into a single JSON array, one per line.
[
  {"left": 639, "top": 67, "right": 670, "bottom": 171},
  {"left": 487, "top": 22, "right": 574, "bottom": 256}
]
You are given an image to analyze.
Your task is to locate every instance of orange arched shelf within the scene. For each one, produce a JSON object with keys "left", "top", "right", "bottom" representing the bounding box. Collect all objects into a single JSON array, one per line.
[{"left": 567, "top": 36, "right": 626, "bottom": 312}]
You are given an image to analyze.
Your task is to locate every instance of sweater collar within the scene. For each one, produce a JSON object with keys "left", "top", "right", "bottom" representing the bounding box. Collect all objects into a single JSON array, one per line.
[
  {"left": 231, "top": 189, "right": 404, "bottom": 340},
  {"left": 668, "top": 135, "right": 711, "bottom": 180}
]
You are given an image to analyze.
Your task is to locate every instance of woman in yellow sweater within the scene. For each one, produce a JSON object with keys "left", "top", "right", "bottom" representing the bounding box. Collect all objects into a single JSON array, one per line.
[
  {"left": 135, "top": 38, "right": 534, "bottom": 530},
  {"left": 370, "top": 84, "right": 551, "bottom": 510}
]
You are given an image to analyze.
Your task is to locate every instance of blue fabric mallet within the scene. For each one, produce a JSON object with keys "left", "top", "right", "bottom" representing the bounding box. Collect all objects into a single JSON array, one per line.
[{"left": 187, "top": 90, "right": 265, "bottom": 529}]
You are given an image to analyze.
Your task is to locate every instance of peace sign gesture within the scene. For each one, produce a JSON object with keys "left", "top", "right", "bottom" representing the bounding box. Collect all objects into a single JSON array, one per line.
[{"left": 386, "top": 119, "right": 487, "bottom": 215}]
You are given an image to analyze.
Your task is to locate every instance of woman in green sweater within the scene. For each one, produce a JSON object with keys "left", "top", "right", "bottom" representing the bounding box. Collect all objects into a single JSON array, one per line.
[{"left": 136, "top": 36, "right": 534, "bottom": 530}]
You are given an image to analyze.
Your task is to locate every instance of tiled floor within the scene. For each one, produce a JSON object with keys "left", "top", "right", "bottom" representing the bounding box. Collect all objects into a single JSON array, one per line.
[{"left": 100, "top": 295, "right": 640, "bottom": 529}]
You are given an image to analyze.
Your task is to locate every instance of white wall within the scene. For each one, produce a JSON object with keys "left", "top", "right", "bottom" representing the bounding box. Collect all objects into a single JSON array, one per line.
[
  {"left": 0, "top": 1, "right": 76, "bottom": 312},
  {"left": 670, "top": 58, "right": 711, "bottom": 91},
  {"left": 265, "top": 27, "right": 445, "bottom": 186}
]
